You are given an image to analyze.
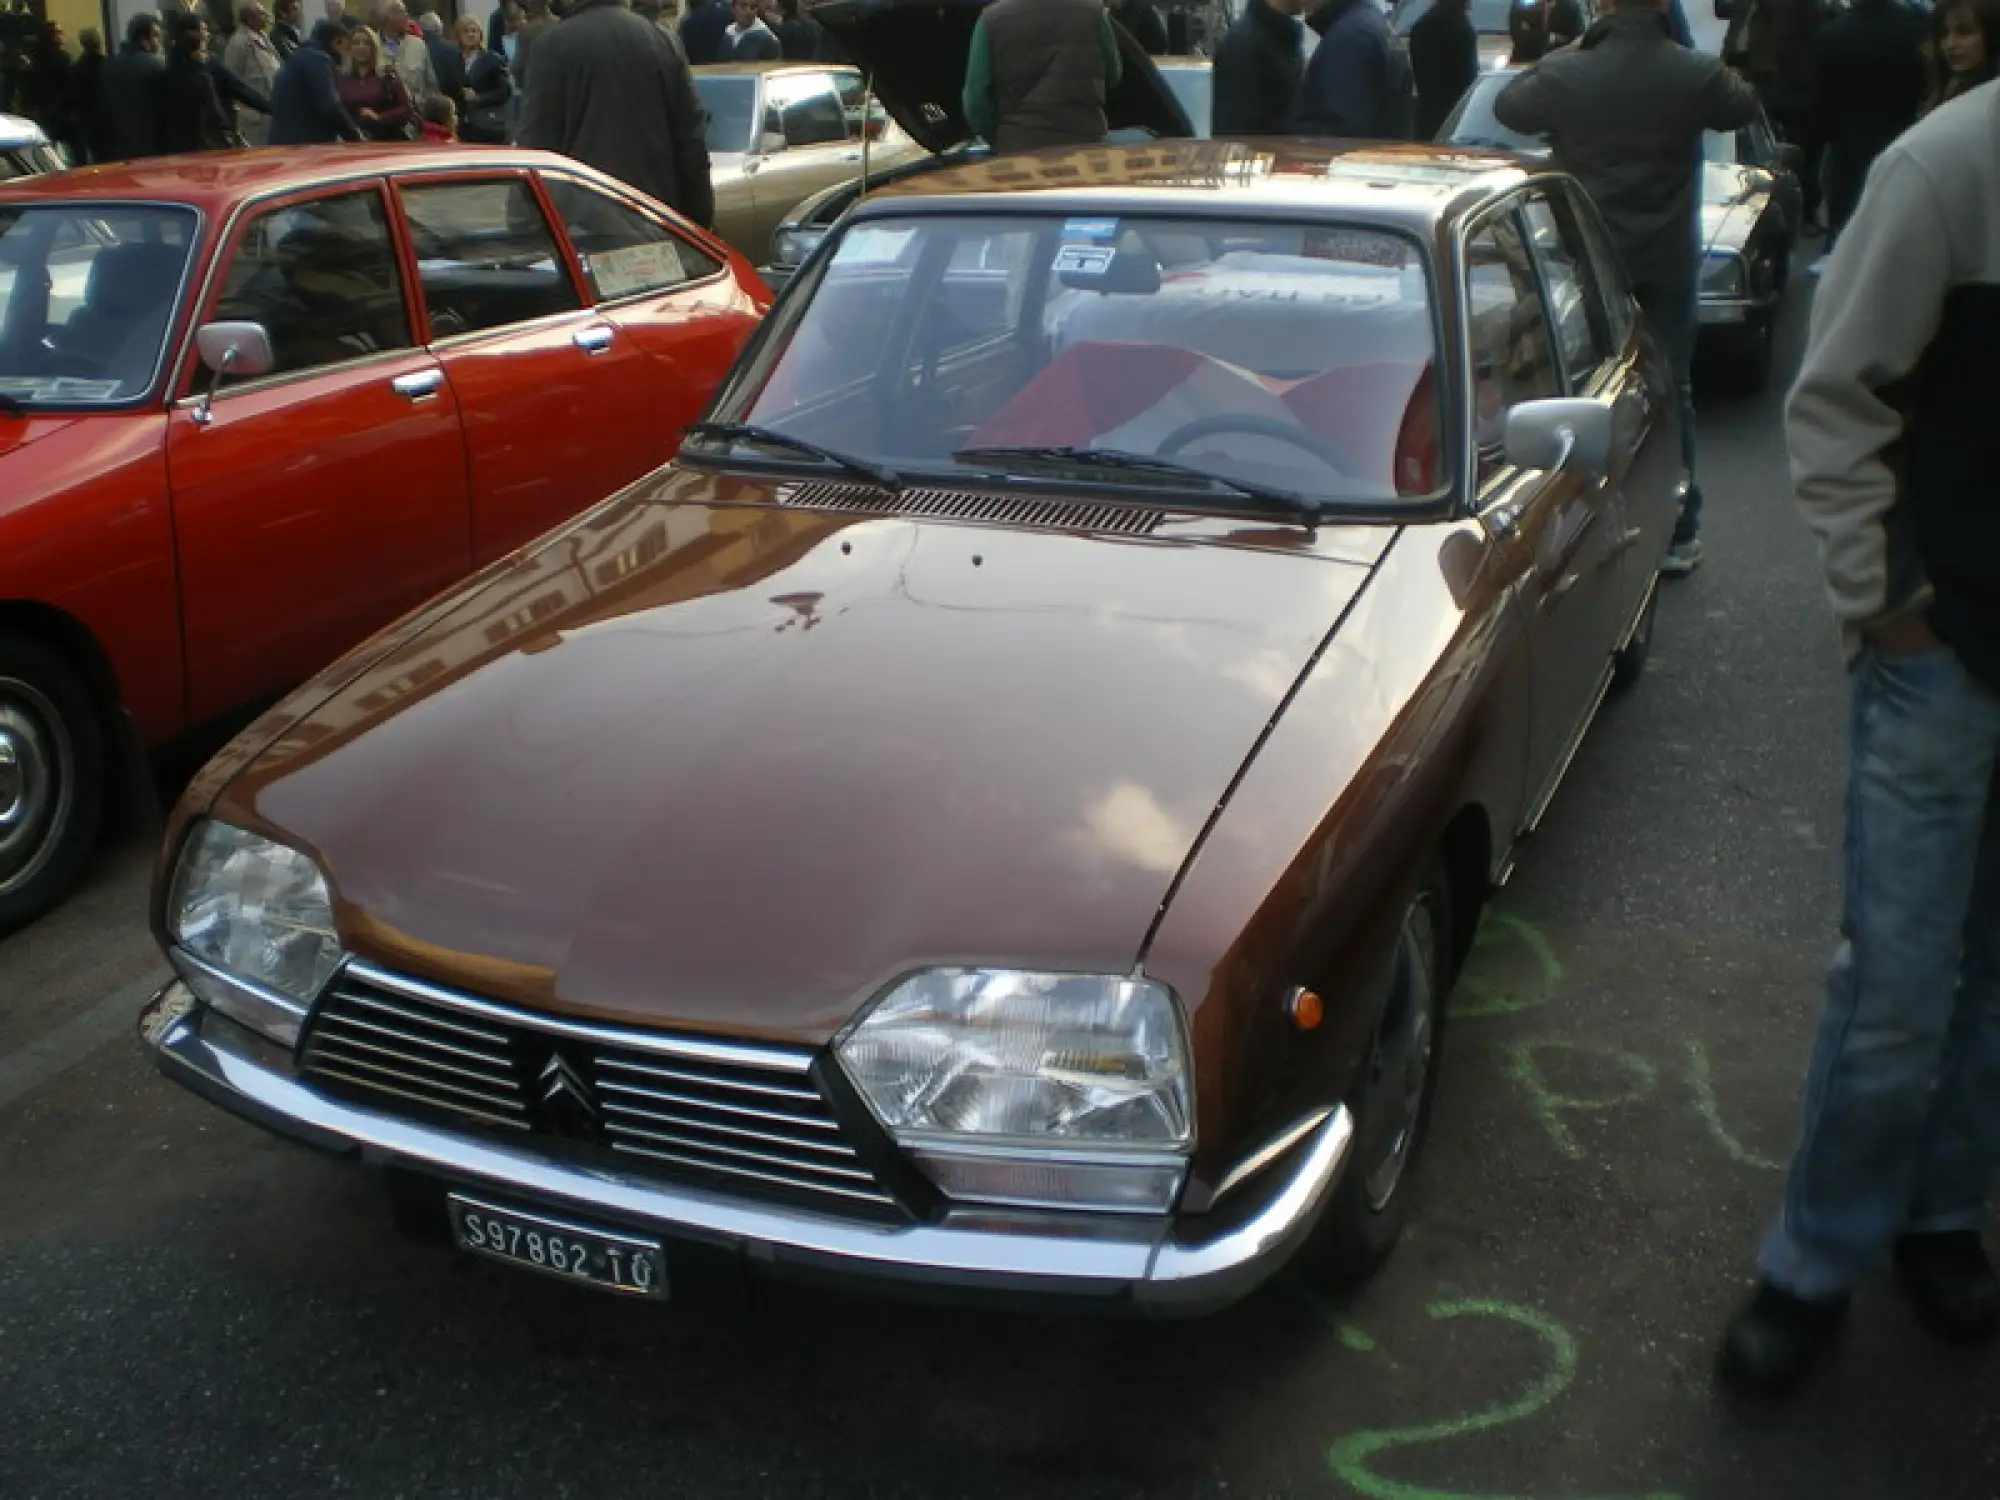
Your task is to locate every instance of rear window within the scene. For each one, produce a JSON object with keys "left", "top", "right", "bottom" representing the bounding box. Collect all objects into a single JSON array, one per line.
[
  {"left": 0, "top": 203, "right": 199, "bottom": 407},
  {"left": 712, "top": 213, "right": 1444, "bottom": 507}
]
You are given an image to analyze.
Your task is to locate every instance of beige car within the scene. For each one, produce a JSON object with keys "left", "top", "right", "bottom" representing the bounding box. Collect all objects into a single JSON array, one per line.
[{"left": 692, "top": 61, "right": 925, "bottom": 263}]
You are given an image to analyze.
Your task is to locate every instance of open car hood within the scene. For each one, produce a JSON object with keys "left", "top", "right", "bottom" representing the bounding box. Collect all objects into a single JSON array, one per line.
[{"left": 808, "top": 0, "right": 1193, "bottom": 155}]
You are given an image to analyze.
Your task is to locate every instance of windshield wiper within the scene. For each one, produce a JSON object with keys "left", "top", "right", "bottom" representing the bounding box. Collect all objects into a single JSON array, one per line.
[
  {"left": 684, "top": 421, "right": 902, "bottom": 491},
  {"left": 951, "top": 444, "right": 1327, "bottom": 522}
]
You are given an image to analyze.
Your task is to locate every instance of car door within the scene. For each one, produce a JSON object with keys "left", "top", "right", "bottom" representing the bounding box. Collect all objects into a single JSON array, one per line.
[
  {"left": 1461, "top": 199, "right": 1626, "bottom": 814},
  {"left": 540, "top": 173, "right": 765, "bottom": 469},
  {"left": 167, "top": 181, "right": 472, "bottom": 728},
  {"left": 742, "top": 70, "right": 866, "bottom": 254},
  {"left": 395, "top": 171, "right": 655, "bottom": 564}
]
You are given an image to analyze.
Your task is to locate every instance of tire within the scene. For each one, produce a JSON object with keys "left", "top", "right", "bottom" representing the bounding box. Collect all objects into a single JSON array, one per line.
[
  {"left": 1610, "top": 582, "right": 1658, "bottom": 694},
  {"left": 384, "top": 1166, "right": 453, "bottom": 1245},
  {"left": 0, "top": 633, "right": 106, "bottom": 935},
  {"left": 1297, "top": 856, "right": 1453, "bottom": 1288}
]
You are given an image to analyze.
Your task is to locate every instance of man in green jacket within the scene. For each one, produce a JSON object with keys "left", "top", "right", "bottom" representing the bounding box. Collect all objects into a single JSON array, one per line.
[{"left": 963, "top": 0, "right": 1121, "bottom": 154}]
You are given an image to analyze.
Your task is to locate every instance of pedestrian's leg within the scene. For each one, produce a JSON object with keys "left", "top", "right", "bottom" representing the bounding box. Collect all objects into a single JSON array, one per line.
[
  {"left": 1759, "top": 647, "right": 2000, "bottom": 1300},
  {"left": 1636, "top": 276, "right": 1702, "bottom": 559}
]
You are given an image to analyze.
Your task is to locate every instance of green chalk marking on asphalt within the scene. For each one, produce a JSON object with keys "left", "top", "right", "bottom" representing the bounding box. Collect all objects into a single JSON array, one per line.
[
  {"left": 1289, "top": 1281, "right": 1397, "bottom": 1365},
  {"left": 1503, "top": 1038, "right": 1658, "bottom": 1162},
  {"left": 1680, "top": 1039, "right": 1784, "bottom": 1171},
  {"left": 1324, "top": 1298, "right": 1683, "bottom": 1500},
  {"left": 1451, "top": 913, "right": 1564, "bottom": 1019}
]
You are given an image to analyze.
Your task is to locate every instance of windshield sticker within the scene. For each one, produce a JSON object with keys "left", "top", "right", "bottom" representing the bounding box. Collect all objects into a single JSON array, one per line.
[
  {"left": 0, "top": 376, "right": 121, "bottom": 401},
  {"left": 589, "top": 242, "right": 683, "bottom": 299},
  {"left": 1061, "top": 217, "right": 1119, "bottom": 242},
  {"left": 1052, "top": 243, "right": 1115, "bottom": 277}
]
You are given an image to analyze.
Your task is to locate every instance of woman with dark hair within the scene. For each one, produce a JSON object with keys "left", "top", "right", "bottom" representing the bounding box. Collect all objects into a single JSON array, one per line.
[
  {"left": 338, "top": 25, "right": 415, "bottom": 140},
  {"left": 158, "top": 13, "right": 237, "bottom": 152},
  {"left": 1925, "top": 0, "right": 2000, "bottom": 112}
]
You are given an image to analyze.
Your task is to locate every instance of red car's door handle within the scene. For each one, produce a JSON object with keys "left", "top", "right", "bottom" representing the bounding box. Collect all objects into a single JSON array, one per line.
[
  {"left": 574, "top": 324, "right": 616, "bottom": 355},
  {"left": 392, "top": 369, "right": 444, "bottom": 402}
]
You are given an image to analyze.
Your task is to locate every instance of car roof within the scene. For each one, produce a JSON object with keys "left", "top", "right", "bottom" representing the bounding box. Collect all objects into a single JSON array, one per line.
[
  {"left": 0, "top": 144, "right": 597, "bottom": 213},
  {"left": 693, "top": 60, "right": 859, "bottom": 76},
  {"left": 862, "top": 140, "right": 1533, "bottom": 232}
]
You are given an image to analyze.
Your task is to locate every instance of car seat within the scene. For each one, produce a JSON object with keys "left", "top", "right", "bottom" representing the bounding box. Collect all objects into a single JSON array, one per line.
[{"left": 51, "top": 241, "right": 186, "bottom": 389}]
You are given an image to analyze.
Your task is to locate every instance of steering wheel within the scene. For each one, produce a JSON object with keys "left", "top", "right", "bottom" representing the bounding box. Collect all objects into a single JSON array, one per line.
[{"left": 1157, "top": 413, "right": 1360, "bottom": 478}]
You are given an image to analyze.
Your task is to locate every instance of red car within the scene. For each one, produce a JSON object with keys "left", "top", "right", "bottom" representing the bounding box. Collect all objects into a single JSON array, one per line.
[{"left": 0, "top": 146, "right": 769, "bottom": 931}]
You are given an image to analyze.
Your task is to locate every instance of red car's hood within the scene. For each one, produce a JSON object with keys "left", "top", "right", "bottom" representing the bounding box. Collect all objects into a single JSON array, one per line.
[{"left": 215, "top": 474, "right": 1387, "bottom": 1046}]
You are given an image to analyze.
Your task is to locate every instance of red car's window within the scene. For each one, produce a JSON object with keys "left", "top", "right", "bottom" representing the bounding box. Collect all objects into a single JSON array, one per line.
[
  {"left": 541, "top": 177, "right": 723, "bottom": 303},
  {"left": 211, "top": 188, "right": 412, "bottom": 379},
  {"left": 398, "top": 178, "right": 581, "bottom": 340}
]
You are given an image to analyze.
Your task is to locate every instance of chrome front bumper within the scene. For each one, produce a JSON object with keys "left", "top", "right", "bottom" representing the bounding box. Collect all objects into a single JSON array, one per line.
[{"left": 140, "top": 983, "right": 1354, "bottom": 1316}]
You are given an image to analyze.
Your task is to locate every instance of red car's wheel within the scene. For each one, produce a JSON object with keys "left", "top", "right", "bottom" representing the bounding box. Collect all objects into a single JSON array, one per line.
[{"left": 0, "top": 634, "right": 105, "bottom": 934}]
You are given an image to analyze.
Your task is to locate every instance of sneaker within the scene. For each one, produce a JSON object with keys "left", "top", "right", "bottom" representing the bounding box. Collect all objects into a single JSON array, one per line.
[
  {"left": 1659, "top": 536, "right": 1704, "bottom": 577},
  {"left": 1895, "top": 1231, "right": 2000, "bottom": 1344},
  {"left": 1718, "top": 1282, "right": 1850, "bottom": 1397}
]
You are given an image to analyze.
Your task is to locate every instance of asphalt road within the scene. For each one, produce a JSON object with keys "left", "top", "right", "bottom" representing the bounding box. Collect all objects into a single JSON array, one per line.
[{"left": 4, "top": 274, "right": 1996, "bottom": 1500}]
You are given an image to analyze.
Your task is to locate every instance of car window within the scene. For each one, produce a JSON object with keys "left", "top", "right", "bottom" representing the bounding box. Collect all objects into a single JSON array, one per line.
[
  {"left": 0, "top": 202, "right": 198, "bottom": 407},
  {"left": 1520, "top": 192, "right": 1610, "bottom": 393},
  {"left": 398, "top": 178, "right": 581, "bottom": 340},
  {"left": 1441, "top": 72, "right": 1545, "bottom": 153},
  {"left": 712, "top": 213, "right": 1447, "bottom": 507},
  {"left": 1566, "top": 184, "right": 1636, "bottom": 354},
  {"left": 212, "top": 189, "right": 410, "bottom": 380},
  {"left": 763, "top": 71, "right": 849, "bottom": 149},
  {"left": 543, "top": 177, "right": 723, "bottom": 301},
  {"left": 1463, "top": 210, "right": 1561, "bottom": 482},
  {"left": 692, "top": 73, "right": 757, "bottom": 154}
]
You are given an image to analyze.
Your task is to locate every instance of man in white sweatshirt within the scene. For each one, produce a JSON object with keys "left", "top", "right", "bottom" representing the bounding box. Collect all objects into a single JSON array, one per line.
[{"left": 1720, "top": 80, "right": 2000, "bottom": 1396}]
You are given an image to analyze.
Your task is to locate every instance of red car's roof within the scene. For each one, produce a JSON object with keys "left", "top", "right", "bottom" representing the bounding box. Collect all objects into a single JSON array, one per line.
[{"left": 0, "top": 144, "right": 585, "bottom": 212}]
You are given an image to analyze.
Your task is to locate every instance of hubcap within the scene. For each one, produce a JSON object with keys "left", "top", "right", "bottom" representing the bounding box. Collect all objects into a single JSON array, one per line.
[
  {"left": 0, "top": 676, "right": 75, "bottom": 898},
  {"left": 1361, "top": 891, "right": 1441, "bottom": 1213}
]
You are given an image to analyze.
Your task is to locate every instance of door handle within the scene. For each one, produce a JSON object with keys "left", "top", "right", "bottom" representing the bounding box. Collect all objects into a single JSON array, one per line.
[
  {"left": 574, "top": 324, "right": 615, "bottom": 355},
  {"left": 392, "top": 369, "right": 444, "bottom": 401},
  {"left": 839, "top": 150, "right": 862, "bottom": 162}
]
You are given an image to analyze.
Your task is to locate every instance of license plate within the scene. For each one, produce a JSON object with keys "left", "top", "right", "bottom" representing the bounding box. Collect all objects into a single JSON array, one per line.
[{"left": 447, "top": 1194, "right": 667, "bottom": 1299}]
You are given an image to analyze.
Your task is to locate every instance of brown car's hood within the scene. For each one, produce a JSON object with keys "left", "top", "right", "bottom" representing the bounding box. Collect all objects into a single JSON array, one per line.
[{"left": 216, "top": 475, "right": 1387, "bottom": 1046}]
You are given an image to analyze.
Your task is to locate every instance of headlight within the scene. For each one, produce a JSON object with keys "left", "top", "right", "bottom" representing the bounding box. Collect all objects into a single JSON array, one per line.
[
  {"left": 1700, "top": 251, "right": 1745, "bottom": 298},
  {"left": 836, "top": 969, "right": 1193, "bottom": 1213},
  {"left": 168, "top": 821, "right": 345, "bottom": 1047},
  {"left": 770, "top": 224, "right": 825, "bottom": 270}
]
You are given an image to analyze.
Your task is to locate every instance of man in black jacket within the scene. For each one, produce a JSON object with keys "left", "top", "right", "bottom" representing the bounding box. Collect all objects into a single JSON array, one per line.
[
  {"left": 268, "top": 20, "right": 360, "bottom": 144},
  {"left": 677, "top": 0, "right": 733, "bottom": 63},
  {"left": 97, "top": 14, "right": 166, "bottom": 161},
  {"left": 271, "top": 0, "right": 303, "bottom": 56},
  {"left": 1289, "top": 0, "right": 1414, "bottom": 139},
  {"left": 1212, "top": 0, "right": 1303, "bottom": 135},
  {"left": 1496, "top": 0, "right": 1757, "bottom": 576},
  {"left": 1410, "top": 0, "right": 1477, "bottom": 138},
  {"left": 1809, "top": 0, "right": 1926, "bottom": 266},
  {"left": 521, "top": 0, "right": 714, "bottom": 228},
  {"left": 1109, "top": 0, "right": 1170, "bottom": 55}
]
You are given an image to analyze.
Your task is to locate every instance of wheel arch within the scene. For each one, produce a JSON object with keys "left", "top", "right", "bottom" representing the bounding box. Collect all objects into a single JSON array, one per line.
[
  {"left": 1436, "top": 800, "right": 1493, "bottom": 981},
  {"left": 0, "top": 599, "right": 155, "bottom": 829}
]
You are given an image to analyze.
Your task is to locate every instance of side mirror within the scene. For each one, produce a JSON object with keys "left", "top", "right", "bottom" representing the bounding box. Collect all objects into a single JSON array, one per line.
[
  {"left": 1777, "top": 142, "right": 1804, "bottom": 173},
  {"left": 1503, "top": 396, "right": 1614, "bottom": 480},
  {"left": 191, "top": 320, "right": 274, "bottom": 426}
]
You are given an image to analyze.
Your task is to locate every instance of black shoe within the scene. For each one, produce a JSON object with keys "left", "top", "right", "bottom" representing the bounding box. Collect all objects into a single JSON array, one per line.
[
  {"left": 1718, "top": 1282, "right": 1849, "bottom": 1396},
  {"left": 1894, "top": 1231, "right": 2000, "bottom": 1344}
]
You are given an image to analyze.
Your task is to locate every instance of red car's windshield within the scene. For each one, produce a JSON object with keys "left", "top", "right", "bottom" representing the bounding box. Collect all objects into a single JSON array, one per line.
[{"left": 0, "top": 203, "right": 199, "bottom": 409}]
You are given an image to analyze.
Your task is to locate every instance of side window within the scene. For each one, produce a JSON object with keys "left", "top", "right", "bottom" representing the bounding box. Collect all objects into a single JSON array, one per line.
[
  {"left": 764, "top": 72, "right": 850, "bottom": 149},
  {"left": 1462, "top": 209, "right": 1561, "bottom": 482},
  {"left": 1520, "top": 191, "right": 1611, "bottom": 392},
  {"left": 1566, "top": 183, "right": 1637, "bottom": 353},
  {"left": 398, "top": 178, "right": 582, "bottom": 340},
  {"left": 542, "top": 177, "right": 724, "bottom": 301},
  {"left": 212, "top": 188, "right": 412, "bottom": 378}
]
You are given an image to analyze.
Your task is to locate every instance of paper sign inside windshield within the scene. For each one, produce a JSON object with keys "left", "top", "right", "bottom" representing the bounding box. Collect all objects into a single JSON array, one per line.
[{"left": 589, "top": 243, "right": 683, "bottom": 299}]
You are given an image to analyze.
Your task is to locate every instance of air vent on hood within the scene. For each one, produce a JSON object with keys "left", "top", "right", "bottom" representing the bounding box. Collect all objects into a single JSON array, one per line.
[{"left": 776, "top": 481, "right": 1165, "bottom": 536}]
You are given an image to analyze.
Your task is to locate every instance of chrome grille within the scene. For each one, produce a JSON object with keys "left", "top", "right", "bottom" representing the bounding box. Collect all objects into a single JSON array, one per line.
[
  {"left": 299, "top": 969, "right": 899, "bottom": 1213},
  {"left": 776, "top": 480, "right": 1165, "bottom": 536}
]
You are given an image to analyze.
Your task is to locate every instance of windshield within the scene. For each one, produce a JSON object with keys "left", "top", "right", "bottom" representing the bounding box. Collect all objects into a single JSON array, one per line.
[
  {"left": 694, "top": 74, "right": 758, "bottom": 155},
  {"left": 0, "top": 204, "right": 199, "bottom": 408},
  {"left": 706, "top": 213, "right": 1444, "bottom": 509},
  {"left": 1160, "top": 65, "right": 1213, "bottom": 139},
  {"left": 1441, "top": 74, "right": 1545, "bottom": 151}
]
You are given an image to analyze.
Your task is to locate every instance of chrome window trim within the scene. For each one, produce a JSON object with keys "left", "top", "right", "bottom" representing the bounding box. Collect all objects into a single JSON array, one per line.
[
  {"left": 169, "top": 343, "right": 426, "bottom": 409},
  {"left": 337, "top": 960, "right": 820, "bottom": 1075}
]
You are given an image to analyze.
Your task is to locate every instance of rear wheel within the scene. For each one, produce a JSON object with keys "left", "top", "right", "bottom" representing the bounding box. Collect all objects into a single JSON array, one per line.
[
  {"left": 0, "top": 634, "right": 105, "bottom": 934},
  {"left": 1298, "top": 857, "right": 1453, "bottom": 1287}
]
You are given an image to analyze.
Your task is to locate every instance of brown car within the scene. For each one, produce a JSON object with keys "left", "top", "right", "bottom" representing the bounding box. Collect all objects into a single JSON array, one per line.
[{"left": 141, "top": 138, "right": 1682, "bottom": 1316}]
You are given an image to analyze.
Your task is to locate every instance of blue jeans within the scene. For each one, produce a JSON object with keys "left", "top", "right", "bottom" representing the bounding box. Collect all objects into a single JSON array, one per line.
[
  {"left": 1633, "top": 274, "right": 1702, "bottom": 545},
  {"left": 1759, "top": 644, "right": 2000, "bottom": 1300}
]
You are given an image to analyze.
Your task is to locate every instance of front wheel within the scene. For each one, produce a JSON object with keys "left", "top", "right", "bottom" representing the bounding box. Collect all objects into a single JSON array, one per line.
[
  {"left": 0, "top": 634, "right": 106, "bottom": 934},
  {"left": 1297, "top": 856, "right": 1453, "bottom": 1287}
]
